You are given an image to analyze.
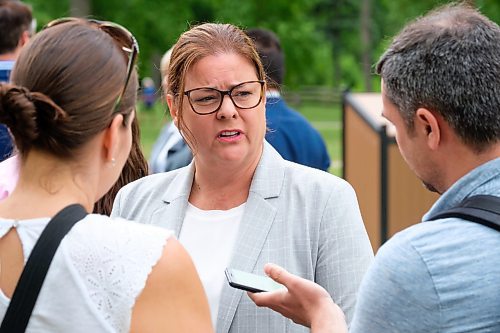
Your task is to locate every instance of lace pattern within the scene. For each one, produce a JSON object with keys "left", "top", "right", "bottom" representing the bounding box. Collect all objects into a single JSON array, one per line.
[{"left": 66, "top": 215, "right": 172, "bottom": 332}]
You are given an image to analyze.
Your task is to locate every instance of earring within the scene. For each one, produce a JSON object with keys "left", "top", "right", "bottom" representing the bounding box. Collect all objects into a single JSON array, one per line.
[{"left": 111, "top": 157, "right": 116, "bottom": 167}]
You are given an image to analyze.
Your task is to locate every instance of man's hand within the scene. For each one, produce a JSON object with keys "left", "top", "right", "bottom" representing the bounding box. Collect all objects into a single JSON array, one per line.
[{"left": 247, "top": 263, "right": 348, "bottom": 333}]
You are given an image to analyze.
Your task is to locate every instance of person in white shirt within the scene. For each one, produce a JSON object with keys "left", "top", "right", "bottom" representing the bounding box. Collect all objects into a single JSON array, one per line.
[
  {"left": 0, "top": 17, "right": 212, "bottom": 332},
  {"left": 112, "top": 22, "right": 373, "bottom": 333}
]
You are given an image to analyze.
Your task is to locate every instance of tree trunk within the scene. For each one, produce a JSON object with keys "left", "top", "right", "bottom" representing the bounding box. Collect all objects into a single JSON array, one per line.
[
  {"left": 332, "top": 34, "right": 342, "bottom": 90},
  {"left": 70, "top": 0, "right": 91, "bottom": 17},
  {"left": 360, "top": 0, "right": 372, "bottom": 91}
]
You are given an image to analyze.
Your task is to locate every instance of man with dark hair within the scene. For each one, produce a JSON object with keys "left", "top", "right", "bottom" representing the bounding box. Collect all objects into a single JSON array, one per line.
[
  {"left": 0, "top": 0, "right": 34, "bottom": 161},
  {"left": 246, "top": 28, "right": 330, "bottom": 171},
  {"left": 249, "top": 4, "right": 500, "bottom": 332}
]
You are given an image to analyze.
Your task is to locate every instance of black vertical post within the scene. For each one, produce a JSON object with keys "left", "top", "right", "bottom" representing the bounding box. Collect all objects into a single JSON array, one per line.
[
  {"left": 341, "top": 90, "right": 349, "bottom": 179},
  {"left": 379, "top": 125, "right": 388, "bottom": 245}
]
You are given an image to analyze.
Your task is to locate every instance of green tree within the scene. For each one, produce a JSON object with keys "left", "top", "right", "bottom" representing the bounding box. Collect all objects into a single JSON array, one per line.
[{"left": 24, "top": 0, "right": 500, "bottom": 93}]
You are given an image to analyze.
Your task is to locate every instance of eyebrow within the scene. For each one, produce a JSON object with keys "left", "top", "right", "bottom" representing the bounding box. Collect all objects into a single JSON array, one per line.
[{"left": 189, "top": 80, "right": 260, "bottom": 90}]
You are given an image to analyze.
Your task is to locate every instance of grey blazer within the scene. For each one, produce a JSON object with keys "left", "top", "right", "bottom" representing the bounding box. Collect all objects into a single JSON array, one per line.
[{"left": 112, "top": 142, "right": 373, "bottom": 333}]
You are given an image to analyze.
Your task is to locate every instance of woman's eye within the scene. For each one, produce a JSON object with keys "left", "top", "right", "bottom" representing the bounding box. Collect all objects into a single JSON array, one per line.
[
  {"left": 198, "top": 96, "right": 215, "bottom": 101},
  {"left": 234, "top": 90, "right": 252, "bottom": 97},
  {"left": 194, "top": 95, "right": 218, "bottom": 103}
]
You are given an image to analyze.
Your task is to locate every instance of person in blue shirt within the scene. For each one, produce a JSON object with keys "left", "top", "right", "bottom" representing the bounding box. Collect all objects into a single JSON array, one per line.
[
  {"left": 149, "top": 47, "right": 193, "bottom": 174},
  {"left": 249, "top": 3, "right": 500, "bottom": 333},
  {"left": 0, "top": 0, "right": 34, "bottom": 161},
  {"left": 246, "top": 28, "right": 330, "bottom": 172}
]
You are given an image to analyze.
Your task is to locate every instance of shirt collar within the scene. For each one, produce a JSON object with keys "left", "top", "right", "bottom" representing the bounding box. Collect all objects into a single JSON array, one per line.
[
  {"left": 423, "top": 157, "right": 500, "bottom": 220},
  {"left": 266, "top": 90, "right": 281, "bottom": 99},
  {"left": 0, "top": 60, "right": 15, "bottom": 71}
]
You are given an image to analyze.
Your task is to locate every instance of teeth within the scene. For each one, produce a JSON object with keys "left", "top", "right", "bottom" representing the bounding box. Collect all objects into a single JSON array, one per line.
[{"left": 220, "top": 131, "right": 239, "bottom": 137}]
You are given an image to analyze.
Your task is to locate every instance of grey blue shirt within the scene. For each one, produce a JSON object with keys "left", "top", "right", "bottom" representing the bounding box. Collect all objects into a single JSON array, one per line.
[{"left": 350, "top": 157, "right": 500, "bottom": 332}]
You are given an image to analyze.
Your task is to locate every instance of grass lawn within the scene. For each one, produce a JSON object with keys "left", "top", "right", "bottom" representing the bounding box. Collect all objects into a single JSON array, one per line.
[
  {"left": 136, "top": 101, "right": 170, "bottom": 157},
  {"left": 293, "top": 102, "right": 342, "bottom": 176},
  {"left": 136, "top": 100, "right": 343, "bottom": 176}
]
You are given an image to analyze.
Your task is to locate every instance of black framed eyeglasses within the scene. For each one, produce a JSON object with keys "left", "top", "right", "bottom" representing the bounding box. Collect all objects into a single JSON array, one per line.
[
  {"left": 43, "top": 17, "right": 139, "bottom": 113},
  {"left": 183, "top": 80, "right": 265, "bottom": 115}
]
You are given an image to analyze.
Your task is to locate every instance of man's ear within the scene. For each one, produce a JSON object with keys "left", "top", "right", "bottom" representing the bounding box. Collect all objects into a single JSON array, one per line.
[
  {"left": 102, "top": 114, "right": 125, "bottom": 162},
  {"left": 166, "top": 94, "right": 179, "bottom": 126},
  {"left": 19, "top": 31, "right": 30, "bottom": 48},
  {"left": 416, "top": 108, "right": 440, "bottom": 150}
]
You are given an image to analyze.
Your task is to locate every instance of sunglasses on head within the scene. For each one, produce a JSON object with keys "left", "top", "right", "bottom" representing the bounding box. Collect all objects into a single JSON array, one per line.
[{"left": 43, "top": 17, "right": 139, "bottom": 113}]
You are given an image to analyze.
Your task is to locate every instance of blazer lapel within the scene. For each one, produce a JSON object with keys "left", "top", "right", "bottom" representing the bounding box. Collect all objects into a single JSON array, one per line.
[
  {"left": 152, "top": 163, "right": 195, "bottom": 237},
  {"left": 216, "top": 142, "right": 285, "bottom": 333}
]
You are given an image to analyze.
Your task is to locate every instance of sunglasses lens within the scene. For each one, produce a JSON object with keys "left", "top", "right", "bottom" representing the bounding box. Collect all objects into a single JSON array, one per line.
[{"left": 44, "top": 17, "right": 77, "bottom": 29}]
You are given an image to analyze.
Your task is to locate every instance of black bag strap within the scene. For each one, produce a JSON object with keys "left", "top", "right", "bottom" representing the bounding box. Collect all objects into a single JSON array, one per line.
[
  {"left": 427, "top": 195, "right": 500, "bottom": 232},
  {"left": 0, "top": 204, "right": 87, "bottom": 333}
]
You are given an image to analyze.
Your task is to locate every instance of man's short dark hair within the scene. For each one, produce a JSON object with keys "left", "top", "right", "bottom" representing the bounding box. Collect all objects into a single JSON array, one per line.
[
  {"left": 0, "top": 0, "right": 33, "bottom": 54},
  {"left": 376, "top": 3, "right": 500, "bottom": 152},
  {"left": 246, "top": 28, "right": 284, "bottom": 89}
]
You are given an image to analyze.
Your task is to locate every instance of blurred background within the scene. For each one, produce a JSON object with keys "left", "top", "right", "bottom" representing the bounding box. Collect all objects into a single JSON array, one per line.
[{"left": 24, "top": 0, "right": 500, "bottom": 176}]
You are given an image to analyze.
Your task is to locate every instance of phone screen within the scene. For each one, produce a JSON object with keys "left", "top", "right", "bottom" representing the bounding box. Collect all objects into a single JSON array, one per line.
[{"left": 225, "top": 268, "right": 285, "bottom": 293}]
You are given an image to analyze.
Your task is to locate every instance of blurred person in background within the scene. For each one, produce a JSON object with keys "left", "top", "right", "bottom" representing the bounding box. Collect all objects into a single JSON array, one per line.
[
  {"left": 141, "top": 76, "right": 156, "bottom": 109},
  {"left": 149, "top": 47, "right": 192, "bottom": 173},
  {"left": 0, "top": 0, "right": 34, "bottom": 202},
  {"left": 246, "top": 28, "right": 330, "bottom": 171}
]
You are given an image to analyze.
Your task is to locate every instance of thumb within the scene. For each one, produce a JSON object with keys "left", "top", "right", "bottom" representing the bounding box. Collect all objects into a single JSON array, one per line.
[{"left": 264, "top": 263, "right": 290, "bottom": 285}]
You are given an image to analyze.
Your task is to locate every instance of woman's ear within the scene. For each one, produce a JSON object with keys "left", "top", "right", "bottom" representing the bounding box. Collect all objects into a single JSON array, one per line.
[
  {"left": 416, "top": 108, "right": 441, "bottom": 150},
  {"left": 102, "top": 114, "right": 125, "bottom": 163},
  {"left": 166, "top": 94, "right": 178, "bottom": 125}
]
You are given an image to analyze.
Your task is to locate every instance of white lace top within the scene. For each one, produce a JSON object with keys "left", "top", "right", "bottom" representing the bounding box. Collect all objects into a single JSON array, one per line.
[{"left": 0, "top": 214, "right": 173, "bottom": 332}]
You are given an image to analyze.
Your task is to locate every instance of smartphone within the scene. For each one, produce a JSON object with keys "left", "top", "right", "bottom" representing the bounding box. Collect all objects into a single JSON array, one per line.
[{"left": 225, "top": 268, "right": 285, "bottom": 293}]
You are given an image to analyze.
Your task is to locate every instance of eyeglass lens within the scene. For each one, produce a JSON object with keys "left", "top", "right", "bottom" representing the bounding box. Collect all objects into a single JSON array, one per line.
[{"left": 188, "top": 81, "right": 263, "bottom": 114}]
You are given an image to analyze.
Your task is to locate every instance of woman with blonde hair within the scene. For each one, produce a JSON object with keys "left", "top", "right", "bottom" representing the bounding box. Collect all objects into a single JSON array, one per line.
[{"left": 113, "top": 22, "right": 373, "bottom": 332}]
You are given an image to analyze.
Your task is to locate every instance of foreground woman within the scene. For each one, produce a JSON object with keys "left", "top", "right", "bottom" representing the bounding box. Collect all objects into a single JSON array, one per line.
[
  {"left": 0, "top": 18, "right": 212, "bottom": 332},
  {"left": 113, "top": 23, "right": 373, "bottom": 332}
]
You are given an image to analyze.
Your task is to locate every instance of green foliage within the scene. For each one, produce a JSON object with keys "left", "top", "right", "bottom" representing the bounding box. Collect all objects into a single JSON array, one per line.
[
  {"left": 24, "top": 0, "right": 68, "bottom": 27},
  {"left": 23, "top": 0, "right": 500, "bottom": 93}
]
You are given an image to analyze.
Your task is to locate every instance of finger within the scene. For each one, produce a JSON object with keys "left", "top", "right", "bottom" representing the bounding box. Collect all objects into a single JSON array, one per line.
[
  {"left": 248, "top": 290, "right": 308, "bottom": 327},
  {"left": 247, "top": 291, "right": 261, "bottom": 304},
  {"left": 247, "top": 290, "right": 275, "bottom": 307}
]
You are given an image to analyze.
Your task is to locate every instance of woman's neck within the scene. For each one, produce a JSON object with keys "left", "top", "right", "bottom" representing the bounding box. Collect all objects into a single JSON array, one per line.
[
  {"left": 0, "top": 151, "right": 95, "bottom": 219},
  {"left": 189, "top": 154, "right": 260, "bottom": 210}
]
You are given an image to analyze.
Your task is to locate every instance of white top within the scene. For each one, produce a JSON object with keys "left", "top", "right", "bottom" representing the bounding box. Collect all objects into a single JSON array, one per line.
[
  {"left": 178, "top": 202, "right": 244, "bottom": 326},
  {"left": 0, "top": 214, "right": 173, "bottom": 332}
]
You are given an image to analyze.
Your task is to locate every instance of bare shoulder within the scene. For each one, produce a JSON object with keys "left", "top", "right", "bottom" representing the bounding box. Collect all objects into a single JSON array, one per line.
[
  {"left": 130, "top": 237, "right": 213, "bottom": 333},
  {"left": 148, "top": 237, "right": 199, "bottom": 286}
]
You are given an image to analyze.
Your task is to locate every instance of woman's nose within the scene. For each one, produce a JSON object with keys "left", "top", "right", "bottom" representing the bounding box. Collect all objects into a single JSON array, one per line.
[{"left": 216, "top": 95, "right": 238, "bottom": 119}]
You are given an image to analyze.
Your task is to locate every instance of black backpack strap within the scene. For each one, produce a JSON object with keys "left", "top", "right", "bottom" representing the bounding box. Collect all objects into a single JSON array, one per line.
[
  {"left": 0, "top": 204, "right": 87, "bottom": 333},
  {"left": 427, "top": 195, "right": 500, "bottom": 232}
]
